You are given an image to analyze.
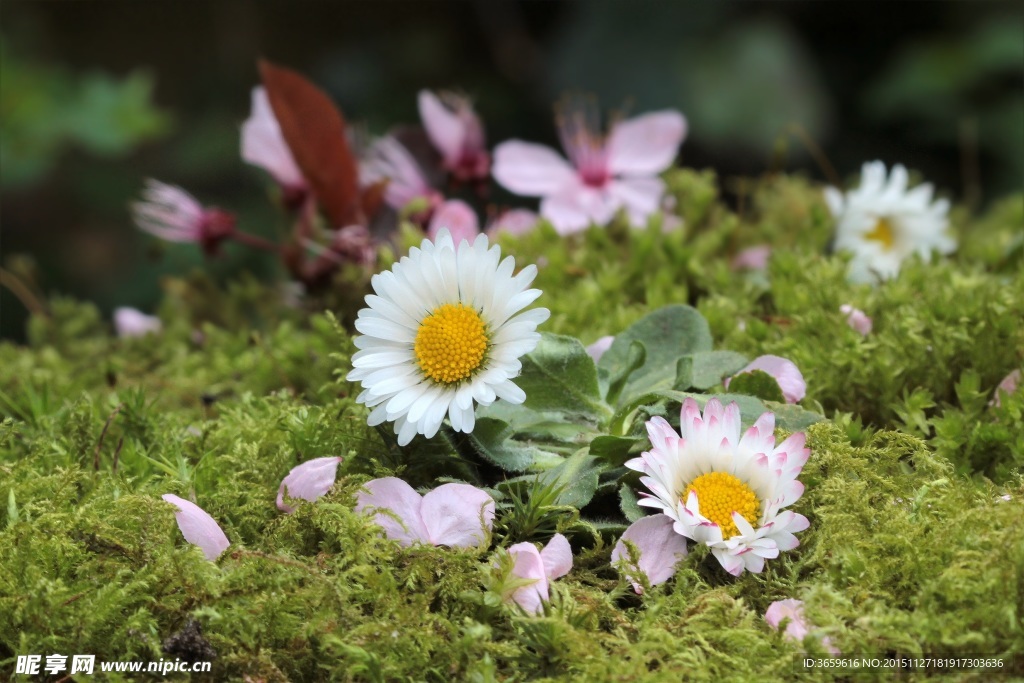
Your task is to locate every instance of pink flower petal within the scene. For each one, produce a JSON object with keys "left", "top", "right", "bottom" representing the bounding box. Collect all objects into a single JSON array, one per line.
[
  {"left": 539, "top": 533, "right": 573, "bottom": 580},
  {"left": 114, "top": 307, "right": 162, "bottom": 338},
  {"left": 727, "top": 355, "right": 806, "bottom": 404},
  {"left": 162, "top": 494, "right": 230, "bottom": 561},
  {"left": 354, "top": 477, "right": 430, "bottom": 546},
  {"left": 732, "top": 245, "right": 771, "bottom": 271},
  {"left": 991, "top": 369, "right": 1021, "bottom": 408},
  {"left": 418, "top": 90, "right": 464, "bottom": 163},
  {"left": 611, "top": 515, "right": 689, "bottom": 594},
  {"left": 420, "top": 483, "right": 495, "bottom": 548},
  {"left": 507, "top": 542, "right": 548, "bottom": 613},
  {"left": 607, "top": 110, "right": 687, "bottom": 176},
  {"left": 241, "top": 86, "right": 306, "bottom": 191},
  {"left": 492, "top": 141, "right": 575, "bottom": 197},
  {"left": 586, "top": 336, "right": 614, "bottom": 362},
  {"left": 276, "top": 456, "right": 343, "bottom": 513},
  {"left": 607, "top": 176, "right": 665, "bottom": 226},
  {"left": 540, "top": 182, "right": 617, "bottom": 234},
  {"left": 428, "top": 200, "right": 479, "bottom": 244},
  {"left": 839, "top": 304, "right": 872, "bottom": 336},
  {"left": 485, "top": 209, "right": 539, "bottom": 238},
  {"left": 765, "top": 599, "right": 810, "bottom": 641}
]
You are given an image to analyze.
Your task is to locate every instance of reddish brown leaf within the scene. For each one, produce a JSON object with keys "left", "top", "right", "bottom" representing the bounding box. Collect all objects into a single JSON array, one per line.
[
  {"left": 259, "top": 59, "right": 362, "bottom": 228},
  {"left": 360, "top": 179, "right": 390, "bottom": 222}
]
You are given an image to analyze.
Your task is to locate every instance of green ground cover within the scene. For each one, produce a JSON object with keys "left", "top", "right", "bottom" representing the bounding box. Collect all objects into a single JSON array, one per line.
[{"left": 2, "top": 171, "right": 1022, "bottom": 681}]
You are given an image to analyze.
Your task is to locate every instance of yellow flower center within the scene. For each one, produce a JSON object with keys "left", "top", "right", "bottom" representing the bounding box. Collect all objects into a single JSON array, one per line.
[
  {"left": 684, "top": 471, "right": 760, "bottom": 539},
  {"left": 864, "top": 217, "right": 896, "bottom": 250},
  {"left": 414, "top": 303, "right": 488, "bottom": 384}
]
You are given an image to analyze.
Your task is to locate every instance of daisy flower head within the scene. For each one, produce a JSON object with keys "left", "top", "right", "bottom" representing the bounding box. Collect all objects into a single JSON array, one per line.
[
  {"left": 825, "top": 161, "right": 955, "bottom": 283},
  {"left": 626, "top": 398, "right": 811, "bottom": 576},
  {"left": 347, "top": 229, "right": 550, "bottom": 445},
  {"left": 493, "top": 96, "right": 686, "bottom": 234}
]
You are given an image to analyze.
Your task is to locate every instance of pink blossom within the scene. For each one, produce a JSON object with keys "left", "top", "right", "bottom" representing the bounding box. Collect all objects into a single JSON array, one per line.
[
  {"left": 611, "top": 514, "right": 688, "bottom": 594},
  {"left": 586, "top": 336, "right": 614, "bottom": 362},
  {"left": 725, "top": 355, "right": 807, "bottom": 404},
  {"left": 330, "top": 225, "right": 377, "bottom": 266},
  {"left": 162, "top": 494, "right": 230, "bottom": 561},
  {"left": 493, "top": 101, "right": 686, "bottom": 234},
  {"left": 839, "top": 304, "right": 872, "bottom": 336},
  {"left": 355, "top": 477, "right": 494, "bottom": 548},
  {"left": 485, "top": 209, "right": 540, "bottom": 238},
  {"left": 418, "top": 90, "right": 490, "bottom": 182},
  {"left": 765, "top": 599, "right": 839, "bottom": 654},
  {"left": 505, "top": 534, "right": 573, "bottom": 613},
  {"left": 428, "top": 200, "right": 479, "bottom": 243},
  {"left": 732, "top": 245, "right": 771, "bottom": 271},
  {"left": 132, "top": 180, "right": 236, "bottom": 255},
  {"left": 241, "top": 86, "right": 307, "bottom": 196},
  {"left": 277, "top": 456, "right": 344, "bottom": 513},
  {"left": 991, "top": 369, "right": 1021, "bottom": 408},
  {"left": 114, "top": 307, "right": 162, "bottom": 338},
  {"left": 360, "top": 136, "right": 443, "bottom": 215}
]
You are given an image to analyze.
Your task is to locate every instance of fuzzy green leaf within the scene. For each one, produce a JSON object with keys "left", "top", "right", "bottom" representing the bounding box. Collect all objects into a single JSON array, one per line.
[
  {"left": 588, "top": 435, "right": 644, "bottom": 467},
  {"left": 685, "top": 351, "right": 750, "bottom": 390},
  {"left": 463, "top": 418, "right": 558, "bottom": 473},
  {"left": 517, "top": 333, "right": 610, "bottom": 420},
  {"left": 618, "top": 484, "right": 644, "bottom": 522},
  {"left": 724, "top": 369, "right": 786, "bottom": 403},
  {"left": 538, "top": 450, "right": 604, "bottom": 509}
]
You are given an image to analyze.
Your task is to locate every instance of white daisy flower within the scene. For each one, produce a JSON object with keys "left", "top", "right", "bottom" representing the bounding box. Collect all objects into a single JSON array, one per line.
[
  {"left": 626, "top": 397, "right": 810, "bottom": 576},
  {"left": 347, "top": 229, "right": 550, "bottom": 446},
  {"left": 825, "top": 161, "right": 955, "bottom": 283}
]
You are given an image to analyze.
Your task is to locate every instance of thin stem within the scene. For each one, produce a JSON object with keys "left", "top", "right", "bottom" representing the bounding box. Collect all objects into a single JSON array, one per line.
[
  {"left": 789, "top": 124, "right": 841, "bottom": 188},
  {"left": 0, "top": 267, "right": 48, "bottom": 317},
  {"left": 231, "top": 229, "right": 283, "bottom": 253}
]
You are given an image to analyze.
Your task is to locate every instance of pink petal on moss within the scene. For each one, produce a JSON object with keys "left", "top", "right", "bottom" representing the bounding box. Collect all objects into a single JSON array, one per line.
[
  {"left": 507, "top": 542, "right": 548, "bottom": 613},
  {"left": 727, "top": 355, "right": 806, "bottom": 404},
  {"left": 276, "top": 456, "right": 343, "bottom": 513},
  {"left": 611, "top": 514, "right": 688, "bottom": 594},
  {"left": 421, "top": 483, "right": 495, "bottom": 548},
  {"left": 355, "top": 477, "right": 430, "bottom": 546},
  {"left": 606, "top": 110, "right": 686, "bottom": 176},
  {"left": 839, "top": 304, "right": 872, "bottom": 336},
  {"left": 162, "top": 494, "right": 230, "bottom": 561},
  {"left": 540, "top": 533, "right": 573, "bottom": 580},
  {"left": 493, "top": 141, "right": 575, "bottom": 197},
  {"left": 991, "top": 369, "right": 1021, "bottom": 408},
  {"left": 418, "top": 90, "right": 464, "bottom": 162},
  {"left": 428, "top": 199, "right": 479, "bottom": 244},
  {"left": 766, "top": 599, "right": 810, "bottom": 641},
  {"left": 114, "top": 307, "right": 162, "bottom": 338},
  {"left": 732, "top": 245, "right": 771, "bottom": 271},
  {"left": 486, "top": 209, "right": 539, "bottom": 238}
]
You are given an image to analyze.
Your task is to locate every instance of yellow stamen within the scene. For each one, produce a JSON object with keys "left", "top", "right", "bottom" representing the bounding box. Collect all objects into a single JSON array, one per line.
[
  {"left": 864, "top": 217, "right": 896, "bottom": 250},
  {"left": 414, "top": 303, "right": 488, "bottom": 384},
  {"left": 684, "top": 471, "right": 760, "bottom": 539}
]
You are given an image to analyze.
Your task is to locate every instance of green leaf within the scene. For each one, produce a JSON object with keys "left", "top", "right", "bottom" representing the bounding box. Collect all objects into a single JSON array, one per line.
[
  {"left": 605, "top": 340, "right": 646, "bottom": 406},
  {"left": 599, "top": 306, "right": 713, "bottom": 404},
  {"left": 684, "top": 351, "right": 750, "bottom": 390},
  {"left": 724, "top": 369, "right": 786, "bottom": 403},
  {"left": 475, "top": 401, "right": 596, "bottom": 443},
  {"left": 589, "top": 435, "right": 644, "bottom": 467},
  {"left": 619, "top": 484, "right": 644, "bottom": 522},
  {"left": 463, "top": 418, "right": 560, "bottom": 473},
  {"left": 538, "top": 449, "right": 604, "bottom": 508},
  {"left": 517, "top": 333, "right": 610, "bottom": 420},
  {"left": 768, "top": 402, "right": 826, "bottom": 431},
  {"left": 657, "top": 390, "right": 771, "bottom": 428}
]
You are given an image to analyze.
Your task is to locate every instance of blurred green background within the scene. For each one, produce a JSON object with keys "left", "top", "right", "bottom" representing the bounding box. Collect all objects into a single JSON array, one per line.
[{"left": 1, "top": 1, "right": 1022, "bottom": 340}]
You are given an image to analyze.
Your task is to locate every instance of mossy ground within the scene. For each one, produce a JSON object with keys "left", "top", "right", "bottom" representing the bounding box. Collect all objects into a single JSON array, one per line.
[{"left": 2, "top": 171, "right": 1022, "bottom": 681}]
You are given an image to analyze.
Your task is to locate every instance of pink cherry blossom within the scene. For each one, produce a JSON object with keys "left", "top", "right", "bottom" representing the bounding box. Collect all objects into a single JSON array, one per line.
[
  {"left": 360, "top": 136, "right": 443, "bottom": 215},
  {"left": 355, "top": 477, "right": 494, "bottom": 548},
  {"left": 276, "top": 456, "right": 344, "bottom": 513},
  {"left": 418, "top": 90, "right": 490, "bottom": 182},
  {"left": 991, "top": 369, "right": 1021, "bottom": 408},
  {"left": 428, "top": 199, "right": 479, "bottom": 243},
  {"left": 732, "top": 245, "right": 771, "bottom": 271},
  {"left": 586, "top": 336, "right": 614, "bottom": 362},
  {"left": 132, "top": 179, "right": 236, "bottom": 255},
  {"left": 505, "top": 534, "right": 573, "bottom": 613},
  {"left": 839, "top": 304, "right": 872, "bottom": 336},
  {"left": 485, "top": 209, "right": 540, "bottom": 238},
  {"left": 162, "top": 494, "right": 230, "bottom": 561},
  {"left": 765, "top": 599, "right": 839, "bottom": 654},
  {"left": 493, "top": 101, "right": 686, "bottom": 234},
  {"left": 611, "top": 514, "right": 688, "bottom": 594},
  {"left": 725, "top": 355, "right": 807, "bottom": 404},
  {"left": 241, "top": 86, "right": 308, "bottom": 196},
  {"left": 114, "top": 307, "right": 162, "bottom": 338}
]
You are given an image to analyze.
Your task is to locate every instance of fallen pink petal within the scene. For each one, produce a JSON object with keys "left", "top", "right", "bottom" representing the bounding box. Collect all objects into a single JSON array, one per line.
[
  {"left": 725, "top": 354, "right": 807, "bottom": 403},
  {"left": 765, "top": 599, "right": 839, "bottom": 655},
  {"left": 732, "top": 245, "right": 771, "bottom": 271},
  {"left": 276, "top": 456, "right": 344, "bottom": 513},
  {"left": 114, "top": 307, "right": 162, "bottom": 338},
  {"left": 486, "top": 209, "right": 540, "bottom": 238},
  {"left": 162, "top": 493, "right": 230, "bottom": 561},
  {"left": 840, "top": 304, "right": 872, "bottom": 336},
  {"left": 355, "top": 477, "right": 494, "bottom": 548},
  {"left": 611, "top": 514, "right": 688, "bottom": 594},
  {"left": 506, "top": 533, "right": 573, "bottom": 613},
  {"left": 990, "top": 369, "right": 1021, "bottom": 408}
]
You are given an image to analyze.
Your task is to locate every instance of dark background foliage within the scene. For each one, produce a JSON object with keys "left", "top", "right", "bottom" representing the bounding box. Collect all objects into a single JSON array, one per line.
[{"left": 1, "top": 0, "right": 1022, "bottom": 340}]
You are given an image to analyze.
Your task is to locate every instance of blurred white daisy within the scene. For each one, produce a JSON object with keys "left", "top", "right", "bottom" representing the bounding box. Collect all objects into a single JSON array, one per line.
[
  {"left": 626, "top": 398, "right": 810, "bottom": 576},
  {"left": 825, "top": 161, "right": 955, "bottom": 283},
  {"left": 347, "top": 229, "right": 549, "bottom": 445}
]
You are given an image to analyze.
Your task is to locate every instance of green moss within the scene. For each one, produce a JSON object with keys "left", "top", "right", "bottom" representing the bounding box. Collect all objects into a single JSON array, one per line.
[{"left": 2, "top": 173, "right": 1022, "bottom": 681}]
